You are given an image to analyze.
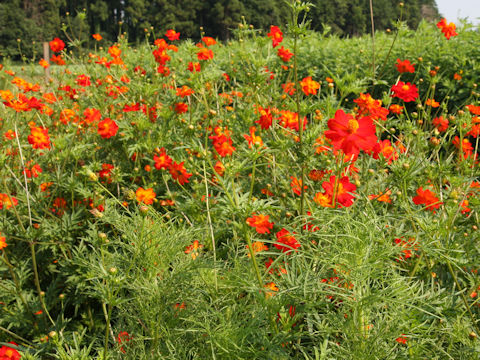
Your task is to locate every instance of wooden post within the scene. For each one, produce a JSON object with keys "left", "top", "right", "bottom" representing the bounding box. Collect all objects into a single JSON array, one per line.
[{"left": 43, "top": 42, "right": 50, "bottom": 83}]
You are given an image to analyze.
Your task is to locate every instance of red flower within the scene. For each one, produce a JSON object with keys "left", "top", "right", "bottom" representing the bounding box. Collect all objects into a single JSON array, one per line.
[
  {"left": 174, "top": 102, "right": 188, "bottom": 114},
  {"left": 432, "top": 116, "right": 449, "bottom": 132},
  {"left": 136, "top": 187, "right": 156, "bottom": 205},
  {"left": 391, "top": 81, "right": 418, "bottom": 102},
  {"left": 255, "top": 106, "right": 273, "bottom": 130},
  {"left": 28, "top": 126, "right": 51, "bottom": 149},
  {"left": 117, "top": 331, "right": 132, "bottom": 354},
  {"left": 153, "top": 149, "right": 172, "bottom": 170},
  {"left": 277, "top": 46, "right": 293, "bottom": 62},
  {"left": 97, "top": 118, "right": 119, "bottom": 139},
  {"left": 466, "top": 105, "right": 480, "bottom": 115},
  {"left": 197, "top": 47, "right": 214, "bottom": 61},
  {"left": 246, "top": 214, "right": 274, "bottom": 234},
  {"left": 49, "top": 37, "right": 65, "bottom": 52},
  {"left": 396, "top": 335, "right": 407, "bottom": 345},
  {"left": 412, "top": 187, "right": 442, "bottom": 213},
  {"left": 76, "top": 74, "right": 91, "bottom": 87},
  {"left": 187, "top": 62, "right": 201, "bottom": 72},
  {"left": 395, "top": 59, "right": 415, "bottom": 73},
  {"left": 437, "top": 18, "right": 458, "bottom": 40},
  {"left": 275, "top": 228, "right": 300, "bottom": 253},
  {"left": 99, "top": 163, "right": 114, "bottom": 183},
  {"left": 50, "top": 54, "right": 66, "bottom": 65},
  {"left": 92, "top": 33, "right": 102, "bottom": 41},
  {"left": 84, "top": 108, "right": 101, "bottom": 124},
  {"left": 23, "top": 161, "right": 42, "bottom": 178},
  {"left": 0, "top": 342, "right": 21, "bottom": 360},
  {"left": 169, "top": 161, "right": 192, "bottom": 185},
  {"left": 321, "top": 175, "right": 357, "bottom": 208},
  {"left": 165, "top": 29, "right": 180, "bottom": 41},
  {"left": 267, "top": 25, "right": 283, "bottom": 48},
  {"left": 324, "top": 110, "right": 377, "bottom": 156}
]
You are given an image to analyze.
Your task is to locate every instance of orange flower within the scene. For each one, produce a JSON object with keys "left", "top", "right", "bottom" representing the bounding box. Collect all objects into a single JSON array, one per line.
[
  {"left": 49, "top": 37, "right": 65, "bottom": 52},
  {"left": 354, "top": 93, "right": 389, "bottom": 121},
  {"left": 92, "top": 33, "right": 102, "bottom": 41},
  {"left": 246, "top": 241, "right": 269, "bottom": 257},
  {"left": 246, "top": 214, "right": 274, "bottom": 234},
  {"left": 97, "top": 118, "right": 119, "bottom": 139},
  {"left": 373, "top": 139, "right": 398, "bottom": 164},
  {"left": 176, "top": 85, "right": 194, "bottom": 98},
  {"left": 213, "top": 161, "right": 225, "bottom": 177},
  {"left": 267, "top": 25, "right": 283, "bottom": 48},
  {"left": 264, "top": 282, "right": 279, "bottom": 298},
  {"left": 39, "top": 58, "right": 50, "bottom": 68},
  {"left": 185, "top": 240, "right": 203, "bottom": 259},
  {"left": 201, "top": 36, "right": 216, "bottom": 46},
  {"left": 279, "top": 110, "right": 307, "bottom": 132},
  {"left": 0, "top": 193, "right": 18, "bottom": 210},
  {"left": 290, "top": 176, "right": 307, "bottom": 196},
  {"left": 368, "top": 189, "right": 392, "bottom": 203},
  {"left": 300, "top": 76, "right": 320, "bottom": 96},
  {"left": 388, "top": 104, "right": 403, "bottom": 115},
  {"left": 136, "top": 187, "right": 156, "bottom": 205},
  {"left": 108, "top": 45, "right": 121, "bottom": 58},
  {"left": 28, "top": 127, "right": 51, "bottom": 149},
  {"left": 243, "top": 126, "right": 263, "bottom": 148},
  {"left": 0, "top": 233, "right": 6, "bottom": 250},
  {"left": 437, "top": 18, "right": 458, "bottom": 40},
  {"left": 425, "top": 98, "right": 439, "bottom": 107}
]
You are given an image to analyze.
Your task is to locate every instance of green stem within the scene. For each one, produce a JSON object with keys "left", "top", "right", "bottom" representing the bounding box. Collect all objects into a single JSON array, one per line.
[{"left": 244, "top": 230, "right": 263, "bottom": 288}]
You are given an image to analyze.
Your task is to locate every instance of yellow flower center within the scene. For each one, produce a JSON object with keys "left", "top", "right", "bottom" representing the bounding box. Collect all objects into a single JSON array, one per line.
[
  {"left": 347, "top": 119, "right": 359, "bottom": 134},
  {"left": 402, "top": 85, "right": 410, "bottom": 91}
]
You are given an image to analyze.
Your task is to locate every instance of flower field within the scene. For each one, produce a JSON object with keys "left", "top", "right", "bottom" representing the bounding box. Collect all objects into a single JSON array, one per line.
[{"left": 1, "top": 5, "right": 480, "bottom": 359}]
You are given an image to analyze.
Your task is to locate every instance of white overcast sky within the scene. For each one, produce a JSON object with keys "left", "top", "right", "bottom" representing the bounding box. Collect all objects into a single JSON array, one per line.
[{"left": 435, "top": 0, "right": 480, "bottom": 25}]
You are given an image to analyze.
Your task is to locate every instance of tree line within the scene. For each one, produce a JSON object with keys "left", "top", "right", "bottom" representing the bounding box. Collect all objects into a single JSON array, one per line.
[{"left": 0, "top": 0, "right": 440, "bottom": 59}]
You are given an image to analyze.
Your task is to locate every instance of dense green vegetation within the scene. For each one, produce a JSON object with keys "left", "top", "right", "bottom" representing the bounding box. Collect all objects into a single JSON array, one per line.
[
  {"left": 0, "top": 0, "right": 440, "bottom": 59},
  {"left": 1, "top": 1, "right": 480, "bottom": 359}
]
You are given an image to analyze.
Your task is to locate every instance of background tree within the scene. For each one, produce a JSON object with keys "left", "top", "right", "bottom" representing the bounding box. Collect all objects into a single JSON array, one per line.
[{"left": 0, "top": 0, "right": 441, "bottom": 60}]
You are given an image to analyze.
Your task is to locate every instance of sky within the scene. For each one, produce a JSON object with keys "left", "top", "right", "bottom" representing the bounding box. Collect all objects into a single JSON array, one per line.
[{"left": 435, "top": 0, "right": 480, "bottom": 26}]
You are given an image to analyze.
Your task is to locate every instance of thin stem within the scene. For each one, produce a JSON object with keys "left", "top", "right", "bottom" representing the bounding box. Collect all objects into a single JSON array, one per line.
[{"left": 369, "top": 0, "right": 376, "bottom": 82}]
